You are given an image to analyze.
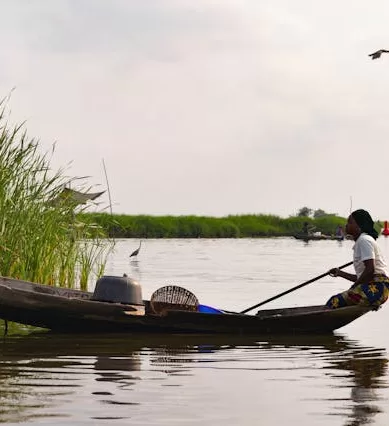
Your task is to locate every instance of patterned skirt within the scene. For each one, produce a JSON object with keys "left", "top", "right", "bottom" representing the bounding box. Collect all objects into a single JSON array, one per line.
[{"left": 326, "top": 274, "right": 389, "bottom": 309}]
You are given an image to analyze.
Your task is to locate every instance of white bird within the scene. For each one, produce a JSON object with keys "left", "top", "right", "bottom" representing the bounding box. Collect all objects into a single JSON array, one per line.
[
  {"left": 129, "top": 240, "right": 142, "bottom": 258},
  {"left": 368, "top": 49, "right": 389, "bottom": 60}
]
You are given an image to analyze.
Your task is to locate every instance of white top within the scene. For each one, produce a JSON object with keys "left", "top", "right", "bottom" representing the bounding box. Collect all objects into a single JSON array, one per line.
[{"left": 353, "top": 233, "right": 389, "bottom": 278}]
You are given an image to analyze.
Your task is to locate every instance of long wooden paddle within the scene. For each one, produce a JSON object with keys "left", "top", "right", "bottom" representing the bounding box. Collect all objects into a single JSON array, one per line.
[{"left": 239, "top": 261, "right": 353, "bottom": 314}]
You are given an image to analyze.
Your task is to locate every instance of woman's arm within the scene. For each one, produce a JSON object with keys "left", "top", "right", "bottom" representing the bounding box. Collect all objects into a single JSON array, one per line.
[
  {"left": 329, "top": 268, "right": 357, "bottom": 282},
  {"left": 351, "top": 259, "right": 375, "bottom": 288},
  {"left": 329, "top": 259, "right": 375, "bottom": 285}
]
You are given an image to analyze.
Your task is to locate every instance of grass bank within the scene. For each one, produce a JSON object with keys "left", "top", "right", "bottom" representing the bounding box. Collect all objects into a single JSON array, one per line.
[
  {"left": 0, "top": 105, "right": 114, "bottom": 289},
  {"left": 78, "top": 213, "right": 355, "bottom": 238}
]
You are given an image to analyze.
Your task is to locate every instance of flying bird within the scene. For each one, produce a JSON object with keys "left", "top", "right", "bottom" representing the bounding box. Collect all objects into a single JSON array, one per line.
[
  {"left": 129, "top": 240, "right": 142, "bottom": 258},
  {"left": 368, "top": 49, "right": 389, "bottom": 60}
]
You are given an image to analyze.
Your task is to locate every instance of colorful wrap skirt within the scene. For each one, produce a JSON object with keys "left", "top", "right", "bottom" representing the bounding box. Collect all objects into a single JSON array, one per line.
[{"left": 326, "top": 274, "right": 389, "bottom": 309}]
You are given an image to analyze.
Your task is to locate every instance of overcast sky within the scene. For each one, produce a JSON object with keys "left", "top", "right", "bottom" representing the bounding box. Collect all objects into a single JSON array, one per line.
[{"left": 1, "top": 0, "right": 389, "bottom": 219}]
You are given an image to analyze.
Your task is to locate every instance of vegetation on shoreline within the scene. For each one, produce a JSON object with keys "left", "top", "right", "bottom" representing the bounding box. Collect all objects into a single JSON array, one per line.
[
  {"left": 1, "top": 96, "right": 384, "bottom": 297},
  {"left": 78, "top": 212, "right": 356, "bottom": 238},
  {"left": 0, "top": 105, "right": 114, "bottom": 289}
]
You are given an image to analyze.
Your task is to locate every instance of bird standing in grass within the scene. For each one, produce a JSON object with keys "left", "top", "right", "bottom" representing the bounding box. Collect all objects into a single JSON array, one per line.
[
  {"left": 130, "top": 241, "right": 142, "bottom": 258},
  {"left": 368, "top": 49, "right": 389, "bottom": 60}
]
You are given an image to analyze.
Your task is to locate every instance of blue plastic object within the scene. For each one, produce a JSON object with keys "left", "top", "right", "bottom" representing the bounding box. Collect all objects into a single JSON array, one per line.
[{"left": 198, "top": 304, "right": 224, "bottom": 314}]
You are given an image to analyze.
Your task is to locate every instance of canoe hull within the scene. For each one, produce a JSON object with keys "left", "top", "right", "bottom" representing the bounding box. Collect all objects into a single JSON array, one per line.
[
  {"left": 0, "top": 277, "right": 372, "bottom": 335},
  {"left": 294, "top": 234, "right": 344, "bottom": 241}
]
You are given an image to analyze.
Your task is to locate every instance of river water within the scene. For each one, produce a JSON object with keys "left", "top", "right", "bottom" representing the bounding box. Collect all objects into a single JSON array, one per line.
[{"left": 1, "top": 237, "right": 389, "bottom": 425}]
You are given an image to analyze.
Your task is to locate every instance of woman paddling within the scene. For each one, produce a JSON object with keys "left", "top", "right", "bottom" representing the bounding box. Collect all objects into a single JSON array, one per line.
[{"left": 326, "top": 209, "right": 389, "bottom": 309}]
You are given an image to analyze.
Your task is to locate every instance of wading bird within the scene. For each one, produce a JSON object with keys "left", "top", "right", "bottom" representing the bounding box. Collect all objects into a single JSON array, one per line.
[
  {"left": 368, "top": 49, "right": 389, "bottom": 60},
  {"left": 130, "top": 241, "right": 142, "bottom": 258}
]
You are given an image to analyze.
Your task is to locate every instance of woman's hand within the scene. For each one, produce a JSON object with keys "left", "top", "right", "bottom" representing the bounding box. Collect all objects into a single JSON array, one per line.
[
  {"left": 329, "top": 267, "right": 357, "bottom": 283},
  {"left": 329, "top": 268, "right": 340, "bottom": 277}
]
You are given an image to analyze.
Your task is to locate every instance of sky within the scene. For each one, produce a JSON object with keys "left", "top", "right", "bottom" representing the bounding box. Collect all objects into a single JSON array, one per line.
[{"left": 1, "top": 0, "right": 389, "bottom": 219}]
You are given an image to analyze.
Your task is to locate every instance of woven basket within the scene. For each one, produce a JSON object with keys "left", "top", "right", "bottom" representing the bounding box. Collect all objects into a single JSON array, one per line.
[{"left": 150, "top": 285, "right": 199, "bottom": 315}]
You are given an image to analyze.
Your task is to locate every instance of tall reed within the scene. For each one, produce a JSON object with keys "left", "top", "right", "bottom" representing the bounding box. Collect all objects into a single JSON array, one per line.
[{"left": 0, "top": 105, "right": 114, "bottom": 288}]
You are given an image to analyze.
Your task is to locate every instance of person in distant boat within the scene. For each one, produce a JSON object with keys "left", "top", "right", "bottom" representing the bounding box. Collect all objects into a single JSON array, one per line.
[
  {"left": 301, "top": 221, "right": 315, "bottom": 236},
  {"left": 302, "top": 222, "right": 309, "bottom": 235},
  {"left": 335, "top": 225, "right": 345, "bottom": 239},
  {"left": 326, "top": 209, "right": 389, "bottom": 309}
]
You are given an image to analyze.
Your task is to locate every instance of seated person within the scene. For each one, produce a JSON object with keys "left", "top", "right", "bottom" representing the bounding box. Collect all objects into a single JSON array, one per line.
[
  {"left": 301, "top": 222, "right": 315, "bottom": 236},
  {"left": 335, "top": 225, "right": 345, "bottom": 238},
  {"left": 326, "top": 210, "right": 389, "bottom": 309}
]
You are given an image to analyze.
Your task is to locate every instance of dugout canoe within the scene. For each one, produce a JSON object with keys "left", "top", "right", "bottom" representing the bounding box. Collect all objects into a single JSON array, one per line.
[
  {"left": 0, "top": 276, "right": 372, "bottom": 335},
  {"left": 294, "top": 234, "right": 344, "bottom": 241}
]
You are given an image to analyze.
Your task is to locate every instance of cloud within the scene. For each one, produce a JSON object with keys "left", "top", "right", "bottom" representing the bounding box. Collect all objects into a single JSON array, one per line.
[{"left": 1, "top": 1, "right": 389, "bottom": 218}]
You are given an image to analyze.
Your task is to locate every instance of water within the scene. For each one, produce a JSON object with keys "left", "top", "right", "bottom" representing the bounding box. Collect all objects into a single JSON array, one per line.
[{"left": 1, "top": 237, "right": 389, "bottom": 425}]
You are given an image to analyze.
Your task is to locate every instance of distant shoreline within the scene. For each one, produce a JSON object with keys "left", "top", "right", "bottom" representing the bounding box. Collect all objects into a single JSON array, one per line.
[{"left": 78, "top": 212, "right": 359, "bottom": 239}]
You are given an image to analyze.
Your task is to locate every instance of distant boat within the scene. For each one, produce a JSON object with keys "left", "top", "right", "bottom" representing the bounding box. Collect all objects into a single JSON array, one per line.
[{"left": 294, "top": 233, "right": 344, "bottom": 241}]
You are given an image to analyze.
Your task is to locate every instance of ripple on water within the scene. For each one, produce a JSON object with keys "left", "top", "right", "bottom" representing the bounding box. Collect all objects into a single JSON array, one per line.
[
  {"left": 0, "top": 332, "right": 386, "bottom": 424},
  {"left": 1, "top": 237, "right": 389, "bottom": 424}
]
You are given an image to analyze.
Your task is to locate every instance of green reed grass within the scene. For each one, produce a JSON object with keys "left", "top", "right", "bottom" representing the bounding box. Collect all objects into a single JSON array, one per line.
[
  {"left": 0, "top": 106, "right": 114, "bottom": 288},
  {"left": 77, "top": 212, "right": 350, "bottom": 238}
]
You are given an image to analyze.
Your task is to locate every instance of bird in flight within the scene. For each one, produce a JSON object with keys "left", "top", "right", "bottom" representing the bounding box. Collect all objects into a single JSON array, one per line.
[
  {"left": 130, "top": 240, "right": 142, "bottom": 258},
  {"left": 368, "top": 49, "right": 389, "bottom": 60}
]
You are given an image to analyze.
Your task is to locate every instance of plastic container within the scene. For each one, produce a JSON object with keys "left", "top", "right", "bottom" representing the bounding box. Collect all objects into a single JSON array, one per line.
[{"left": 198, "top": 304, "right": 224, "bottom": 314}]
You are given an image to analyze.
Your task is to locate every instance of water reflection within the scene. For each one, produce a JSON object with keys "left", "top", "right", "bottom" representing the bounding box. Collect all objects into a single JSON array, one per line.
[
  {"left": 251, "top": 335, "right": 387, "bottom": 426},
  {"left": 0, "top": 333, "right": 387, "bottom": 425},
  {"left": 94, "top": 355, "right": 142, "bottom": 390},
  {"left": 145, "top": 334, "right": 388, "bottom": 426},
  {"left": 329, "top": 349, "right": 387, "bottom": 426}
]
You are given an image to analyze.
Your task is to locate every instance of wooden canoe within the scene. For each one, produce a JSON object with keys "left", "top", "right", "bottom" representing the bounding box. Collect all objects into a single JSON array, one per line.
[{"left": 0, "top": 276, "right": 372, "bottom": 335}]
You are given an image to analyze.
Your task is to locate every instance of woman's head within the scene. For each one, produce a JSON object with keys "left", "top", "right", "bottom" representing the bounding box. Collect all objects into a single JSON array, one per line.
[{"left": 346, "top": 209, "right": 378, "bottom": 240}]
